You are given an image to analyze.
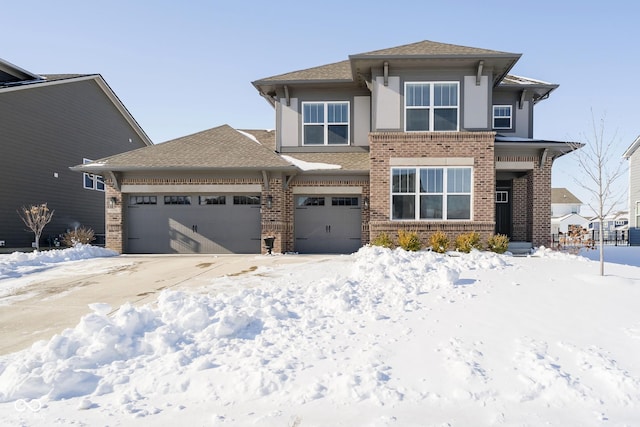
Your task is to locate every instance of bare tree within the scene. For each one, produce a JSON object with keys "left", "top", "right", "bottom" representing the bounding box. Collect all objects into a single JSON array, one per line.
[
  {"left": 17, "top": 203, "right": 54, "bottom": 251},
  {"left": 569, "top": 111, "right": 627, "bottom": 276}
]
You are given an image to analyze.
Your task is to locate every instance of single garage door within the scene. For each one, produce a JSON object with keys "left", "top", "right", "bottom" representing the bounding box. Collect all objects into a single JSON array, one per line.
[
  {"left": 294, "top": 195, "right": 362, "bottom": 254},
  {"left": 126, "top": 194, "right": 261, "bottom": 254}
]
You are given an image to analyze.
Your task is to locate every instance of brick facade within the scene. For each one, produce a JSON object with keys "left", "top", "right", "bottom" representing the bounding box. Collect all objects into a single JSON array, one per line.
[{"left": 369, "top": 131, "right": 496, "bottom": 246}]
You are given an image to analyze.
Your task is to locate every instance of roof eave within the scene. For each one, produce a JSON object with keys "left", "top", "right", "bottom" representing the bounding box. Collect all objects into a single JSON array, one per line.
[{"left": 623, "top": 135, "right": 640, "bottom": 158}]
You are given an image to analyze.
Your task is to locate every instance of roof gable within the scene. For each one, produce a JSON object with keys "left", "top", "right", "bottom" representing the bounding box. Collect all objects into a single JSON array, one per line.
[{"left": 551, "top": 188, "right": 582, "bottom": 204}]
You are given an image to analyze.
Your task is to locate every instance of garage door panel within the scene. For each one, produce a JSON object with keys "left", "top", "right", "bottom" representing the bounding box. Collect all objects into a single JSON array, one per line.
[
  {"left": 126, "top": 195, "right": 260, "bottom": 254},
  {"left": 294, "top": 195, "right": 361, "bottom": 254}
]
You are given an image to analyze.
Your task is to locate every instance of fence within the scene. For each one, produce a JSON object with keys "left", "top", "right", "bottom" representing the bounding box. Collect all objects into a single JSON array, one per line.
[{"left": 551, "top": 230, "right": 628, "bottom": 247}]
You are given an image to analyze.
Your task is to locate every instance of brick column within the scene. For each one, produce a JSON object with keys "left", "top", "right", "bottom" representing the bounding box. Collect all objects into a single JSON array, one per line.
[
  {"left": 105, "top": 184, "right": 124, "bottom": 253},
  {"left": 512, "top": 176, "right": 528, "bottom": 241},
  {"left": 531, "top": 160, "right": 552, "bottom": 247}
]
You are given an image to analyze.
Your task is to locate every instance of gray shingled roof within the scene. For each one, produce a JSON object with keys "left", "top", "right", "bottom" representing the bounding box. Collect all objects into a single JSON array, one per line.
[
  {"left": 349, "top": 40, "right": 513, "bottom": 58},
  {"left": 253, "top": 60, "right": 352, "bottom": 85},
  {"left": 283, "top": 152, "right": 370, "bottom": 173},
  {"left": 254, "top": 40, "right": 521, "bottom": 86},
  {"left": 239, "top": 129, "right": 276, "bottom": 152},
  {"left": 76, "top": 125, "right": 295, "bottom": 171},
  {"left": 552, "top": 188, "right": 582, "bottom": 204}
]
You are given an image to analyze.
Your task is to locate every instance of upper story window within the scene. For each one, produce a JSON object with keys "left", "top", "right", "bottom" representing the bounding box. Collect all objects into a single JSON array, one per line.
[
  {"left": 391, "top": 166, "right": 472, "bottom": 220},
  {"left": 405, "top": 82, "right": 459, "bottom": 131},
  {"left": 493, "top": 105, "right": 512, "bottom": 129},
  {"left": 83, "top": 158, "right": 105, "bottom": 191},
  {"left": 302, "top": 101, "right": 349, "bottom": 145}
]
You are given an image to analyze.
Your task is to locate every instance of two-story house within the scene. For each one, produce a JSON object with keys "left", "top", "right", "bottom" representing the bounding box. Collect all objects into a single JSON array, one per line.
[
  {"left": 0, "top": 58, "right": 152, "bottom": 249},
  {"left": 623, "top": 135, "right": 640, "bottom": 245},
  {"left": 77, "top": 40, "right": 579, "bottom": 254}
]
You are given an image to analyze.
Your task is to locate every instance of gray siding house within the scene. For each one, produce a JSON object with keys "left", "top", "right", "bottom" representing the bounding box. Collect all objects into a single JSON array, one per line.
[
  {"left": 77, "top": 40, "right": 580, "bottom": 254},
  {"left": 0, "top": 58, "right": 152, "bottom": 248}
]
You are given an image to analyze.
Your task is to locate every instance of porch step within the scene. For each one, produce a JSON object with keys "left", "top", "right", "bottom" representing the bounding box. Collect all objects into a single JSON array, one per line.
[{"left": 507, "top": 241, "right": 533, "bottom": 256}]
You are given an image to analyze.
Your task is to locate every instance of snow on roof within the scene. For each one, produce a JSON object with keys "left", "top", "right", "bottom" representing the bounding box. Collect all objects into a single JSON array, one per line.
[
  {"left": 236, "top": 129, "right": 262, "bottom": 145},
  {"left": 281, "top": 154, "right": 341, "bottom": 171}
]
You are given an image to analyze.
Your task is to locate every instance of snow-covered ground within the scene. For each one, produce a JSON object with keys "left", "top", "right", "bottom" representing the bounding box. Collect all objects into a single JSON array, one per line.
[{"left": 1, "top": 245, "right": 640, "bottom": 426}]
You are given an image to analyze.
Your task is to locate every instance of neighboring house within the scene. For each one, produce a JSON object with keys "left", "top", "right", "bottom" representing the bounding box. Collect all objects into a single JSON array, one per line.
[
  {"left": 588, "top": 211, "right": 629, "bottom": 241},
  {"left": 551, "top": 188, "right": 583, "bottom": 217},
  {"left": 623, "top": 135, "right": 640, "bottom": 245},
  {"left": 551, "top": 213, "right": 589, "bottom": 236},
  {"left": 0, "top": 58, "right": 152, "bottom": 248},
  {"left": 76, "top": 40, "right": 580, "bottom": 254}
]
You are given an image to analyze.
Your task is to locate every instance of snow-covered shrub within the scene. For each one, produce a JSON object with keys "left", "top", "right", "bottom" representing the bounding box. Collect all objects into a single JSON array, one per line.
[
  {"left": 62, "top": 226, "right": 95, "bottom": 247},
  {"left": 454, "top": 231, "right": 482, "bottom": 253},
  {"left": 371, "top": 232, "right": 394, "bottom": 248},
  {"left": 487, "top": 234, "right": 509, "bottom": 254},
  {"left": 429, "top": 230, "right": 450, "bottom": 253},
  {"left": 397, "top": 229, "right": 421, "bottom": 251}
]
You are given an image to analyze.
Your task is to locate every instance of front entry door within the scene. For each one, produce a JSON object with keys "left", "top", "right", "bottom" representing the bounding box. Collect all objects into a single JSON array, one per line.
[{"left": 495, "top": 183, "right": 512, "bottom": 237}]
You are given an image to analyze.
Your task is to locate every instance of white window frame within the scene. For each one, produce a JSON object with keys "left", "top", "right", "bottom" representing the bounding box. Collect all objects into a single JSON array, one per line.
[
  {"left": 493, "top": 105, "right": 513, "bottom": 129},
  {"left": 390, "top": 166, "right": 473, "bottom": 221},
  {"left": 82, "top": 158, "right": 105, "bottom": 191},
  {"left": 636, "top": 201, "right": 640, "bottom": 227},
  {"left": 302, "top": 101, "right": 350, "bottom": 145},
  {"left": 404, "top": 82, "right": 459, "bottom": 132}
]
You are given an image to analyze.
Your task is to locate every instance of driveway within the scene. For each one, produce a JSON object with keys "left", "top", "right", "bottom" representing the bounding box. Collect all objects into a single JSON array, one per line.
[{"left": 0, "top": 254, "right": 335, "bottom": 355}]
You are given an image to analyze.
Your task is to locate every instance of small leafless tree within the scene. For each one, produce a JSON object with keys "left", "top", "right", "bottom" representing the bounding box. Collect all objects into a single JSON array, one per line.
[
  {"left": 17, "top": 203, "right": 54, "bottom": 251},
  {"left": 569, "top": 111, "right": 627, "bottom": 276}
]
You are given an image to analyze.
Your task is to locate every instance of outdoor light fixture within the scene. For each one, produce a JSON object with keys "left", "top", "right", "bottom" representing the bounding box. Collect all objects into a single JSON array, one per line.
[
  {"left": 109, "top": 197, "right": 117, "bottom": 208},
  {"left": 266, "top": 195, "right": 273, "bottom": 209},
  {"left": 363, "top": 197, "right": 369, "bottom": 209}
]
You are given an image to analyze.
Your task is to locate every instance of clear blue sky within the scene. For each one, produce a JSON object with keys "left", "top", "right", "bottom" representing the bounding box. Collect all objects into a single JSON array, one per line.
[{"left": 5, "top": 0, "right": 639, "bottom": 211}]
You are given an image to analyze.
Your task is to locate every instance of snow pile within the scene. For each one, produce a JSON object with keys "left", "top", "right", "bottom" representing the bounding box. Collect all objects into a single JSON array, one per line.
[
  {"left": 0, "top": 245, "right": 117, "bottom": 279},
  {"left": 1, "top": 246, "right": 640, "bottom": 426}
]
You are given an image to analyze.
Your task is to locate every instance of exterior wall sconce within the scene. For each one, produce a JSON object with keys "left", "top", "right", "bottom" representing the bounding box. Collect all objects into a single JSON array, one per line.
[
  {"left": 363, "top": 197, "right": 369, "bottom": 209},
  {"left": 266, "top": 195, "right": 273, "bottom": 209},
  {"left": 109, "top": 197, "right": 117, "bottom": 208}
]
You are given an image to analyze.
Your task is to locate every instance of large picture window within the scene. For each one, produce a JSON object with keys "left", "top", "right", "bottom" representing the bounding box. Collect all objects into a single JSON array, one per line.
[
  {"left": 391, "top": 166, "right": 472, "bottom": 220},
  {"left": 405, "top": 82, "right": 459, "bottom": 131},
  {"left": 303, "top": 101, "right": 349, "bottom": 145}
]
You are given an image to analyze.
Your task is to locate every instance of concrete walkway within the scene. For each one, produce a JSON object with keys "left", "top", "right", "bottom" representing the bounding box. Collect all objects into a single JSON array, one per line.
[{"left": 0, "top": 254, "right": 336, "bottom": 355}]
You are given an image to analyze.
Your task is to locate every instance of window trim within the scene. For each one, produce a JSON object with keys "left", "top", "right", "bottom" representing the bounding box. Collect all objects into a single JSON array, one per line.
[
  {"left": 301, "top": 101, "right": 350, "bottom": 145},
  {"left": 493, "top": 105, "right": 513, "bottom": 129},
  {"left": 390, "top": 166, "right": 473, "bottom": 221},
  {"left": 404, "top": 81, "right": 460, "bottom": 132}
]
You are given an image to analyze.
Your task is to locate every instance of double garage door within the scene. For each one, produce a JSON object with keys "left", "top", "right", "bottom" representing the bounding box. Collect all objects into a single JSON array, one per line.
[
  {"left": 126, "top": 194, "right": 261, "bottom": 254},
  {"left": 294, "top": 195, "right": 362, "bottom": 254}
]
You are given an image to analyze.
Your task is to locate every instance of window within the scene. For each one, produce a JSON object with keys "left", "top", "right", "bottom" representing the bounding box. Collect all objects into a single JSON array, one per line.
[
  {"left": 637, "top": 201, "right": 640, "bottom": 227},
  {"left": 332, "top": 197, "right": 359, "bottom": 206},
  {"left": 82, "top": 159, "right": 105, "bottom": 191},
  {"left": 164, "top": 196, "right": 191, "bottom": 205},
  {"left": 496, "top": 191, "right": 508, "bottom": 203},
  {"left": 493, "top": 105, "right": 512, "bottom": 129},
  {"left": 199, "top": 195, "right": 226, "bottom": 205},
  {"left": 405, "top": 82, "right": 459, "bottom": 131},
  {"left": 391, "top": 167, "right": 472, "bottom": 220},
  {"left": 302, "top": 102, "right": 349, "bottom": 145},
  {"left": 129, "top": 195, "right": 157, "bottom": 205},
  {"left": 297, "top": 196, "right": 325, "bottom": 206},
  {"left": 233, "top": 195, "right": 260, "bottom": 205}
]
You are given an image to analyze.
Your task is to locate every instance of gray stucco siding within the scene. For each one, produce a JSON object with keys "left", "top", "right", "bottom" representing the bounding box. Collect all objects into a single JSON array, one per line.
[{"left": 0, "top": 79, "right": 148, "bottom": 248}]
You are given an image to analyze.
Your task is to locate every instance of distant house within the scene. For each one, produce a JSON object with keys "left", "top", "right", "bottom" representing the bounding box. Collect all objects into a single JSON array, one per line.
[
  {"left": 551, "top": 213, "right": 589, "bottom": 236},
  {"left": 588, "top": 211, "right": 629, "bottom": 242},
  {"left": 623, "top": 135, "right": 640, "bottom": 245},
  {"left": 551, "top": 188, "right": 583, "bottom": 217},
  {"left": 76, "top": 40, "right": 581, "bottom": 254},
  {"left": 0, "top": 58, "right": 152, "bottom": 248}
]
